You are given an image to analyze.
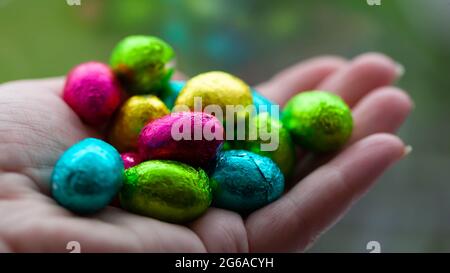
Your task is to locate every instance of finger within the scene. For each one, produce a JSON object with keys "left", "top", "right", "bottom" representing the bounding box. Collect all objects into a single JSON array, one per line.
[
  {"left": 256, "top": 56, "right": 347, "bottom": 106},
  {"left": 246, "top": 133, "right": 407, "bottom": 252},
  {"left": 189, "top": 208, "right": 249, "bottom": 253},
  {"left": 318, "top": 52, "right": 403, "bottom": 107},
  {"left": 0, "top": 240, "right": 10, "bottom": 253},
  {"left": 38, "top": 77, "right": 66, "bottom": 94},
  {"left": 0, "top": 77, "right": 65, "bottom": 95},
  {"left": 350, "top": 86, "right": 413, "bottom": 143},
  {"left": 6, "top": 215, "right": 142, "bottom": 252},
  {"left": 95, "top": 207, "right": 207, "bottom": 252}
]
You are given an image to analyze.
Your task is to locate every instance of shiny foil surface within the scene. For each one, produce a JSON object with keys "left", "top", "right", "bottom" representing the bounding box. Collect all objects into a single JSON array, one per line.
[
  {"left": 108, "top": 95, "right": 169, "bottom": 152},
  {"left": 51, "top": 138, "right": 124, "bottom": 214},
  {"left": 63, "top": 62, "right": 122, "bottom": 126},
  {"left": 282, "top": 91, "right": 353, "bottom": 152},
  {"left": 211, "top": 150, "right": 284, "bottom": 213},
  {"left": 160, "top": 80, "right": 186, "bottom": 110},
  {"left": 138, "top": 112, "right": 224, "bottom": 168},
  {"left": 119, "top": 160, "right": 212, "bottom": 223},
  {"left": 252, "top": 88, "right": 281, "bottom": 119},
  {"left": 174, "top": 71, "right": 253, "bottom": 122},
  {"left": 110, "top": 35, "right": 175, "bottom": 95},
  {"left": 229, "top": 112, "right": 296, "bottom": 177},
  {"left": 121, "top": 152, "right": 142, "bottom": 169}
]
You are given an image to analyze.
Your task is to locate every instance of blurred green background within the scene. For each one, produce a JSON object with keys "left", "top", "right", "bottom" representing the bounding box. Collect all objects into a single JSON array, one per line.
[{"left": 1, "top": 0, "right": 449, "bottom": 252}]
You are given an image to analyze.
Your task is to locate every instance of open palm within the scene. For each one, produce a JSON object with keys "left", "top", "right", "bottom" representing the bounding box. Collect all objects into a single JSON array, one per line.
[{"left": 0, "top": 53, "right": 412, "bottom": 252}]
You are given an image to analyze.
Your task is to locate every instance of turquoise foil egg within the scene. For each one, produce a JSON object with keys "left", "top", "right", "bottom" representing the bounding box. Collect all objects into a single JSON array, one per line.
[
  {"left": 211, "top": 150, "right": 284, "bottom": 213},
  {"left": 252, "top": 88, "right": 281, "bottom": 119},
  {"left": 51, "top": 138, "right": 124, "bottom": 214},
  {"left": 160, "top": 80, "right": 186, "bottom": 110}
]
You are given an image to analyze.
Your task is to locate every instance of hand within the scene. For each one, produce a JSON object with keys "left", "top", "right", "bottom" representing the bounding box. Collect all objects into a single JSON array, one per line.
[{"left": 0, "top": 53, "right": 412, "bottom": 252}]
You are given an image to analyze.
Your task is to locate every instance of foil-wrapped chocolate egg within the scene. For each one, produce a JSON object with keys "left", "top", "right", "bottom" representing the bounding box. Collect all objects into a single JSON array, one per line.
[
  {"left": 282, "top": 91, "right": 353, "bottom": 152},
  {"left": 108, "top": 95, "right": 169, "bottom": 152},
  {"left": 63, "top": 62, "right": 122, "bottom": 126},
  {"left": 51, "top": 138, "right": 124, "bottom": 214},
  {"left": 110, "top": 35, "right": 175, "bottom": 95},
  {"left": 121, "top": 152, "right": 142, "bottom": 169},
  {"left": 222, "top": 141, "right": 233, "bottom": 151},
  {"left": 138, "top": 112, "right": 224, "bottom": 168},
  {"left": 160, "top": 80, "right": 186, "bottom": 110},
  {"left": 252, "top": 88, "right": 281, "bottom": 119},
  {"left": 120, "top": 160, "right": 212, "bottom": 223},
  {"left": 228, "top": 112, "right": 296, "bottom": 177},
  {"left": 174, "top": 71, "right": 253, "bottom": 122},
  {"left": 211, "top": 150, "right": 284, "bottom": 213}
]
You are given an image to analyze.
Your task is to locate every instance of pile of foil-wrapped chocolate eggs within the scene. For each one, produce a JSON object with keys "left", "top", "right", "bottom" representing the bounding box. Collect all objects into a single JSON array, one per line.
[{"left": 52, "top": 35, "right": 353, "bottom": 223}]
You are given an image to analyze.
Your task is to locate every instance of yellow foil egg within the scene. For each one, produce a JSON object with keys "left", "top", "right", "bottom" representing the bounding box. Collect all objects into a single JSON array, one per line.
[
  {"left": 109, "top": 95, "right": 169, "bottom": 152},
  {"left": 174, "top": 71, "right": 253, "bottom": 122}
]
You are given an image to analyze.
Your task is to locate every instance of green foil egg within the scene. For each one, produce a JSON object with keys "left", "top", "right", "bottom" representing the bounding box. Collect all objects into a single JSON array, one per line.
[
  {"left": 119, "top": 160, "right": 212, "bottom": 223},
  {"left": 227, "top": 112, "right": 296, "bottom": 177},
  {"left": 110, "top": 35, "right": 175, "bottom": 95},
  {"left": 282, "top": 91, "right": 353, "bottom": 152}
]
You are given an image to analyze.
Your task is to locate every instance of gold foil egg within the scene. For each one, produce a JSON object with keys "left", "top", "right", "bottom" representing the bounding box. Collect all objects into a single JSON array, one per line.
[
  {"left": 174, "top": 71, "right": 253, "bottom": 123},
  {"left": 108, "top": 95, "right": 169, "bottom": 152}
]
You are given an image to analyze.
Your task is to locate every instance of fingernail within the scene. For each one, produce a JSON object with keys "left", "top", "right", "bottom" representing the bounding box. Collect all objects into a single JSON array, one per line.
[
  {"left": 395, "top": 62, "right": 405, "bottom": 78},
  {"left": 403, "top": 145, "right": 413, "bottom": 158}
]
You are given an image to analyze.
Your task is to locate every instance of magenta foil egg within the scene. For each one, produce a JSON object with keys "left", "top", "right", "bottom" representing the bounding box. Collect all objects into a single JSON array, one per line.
[
  {"left": 121, "top": 152, "right": 142, "bottom": 169},
  {"left": 138, "top": 112, "right": 224, "bottom": 168},
  {"left": 63, "top": 62, "right": 122, "bottom": 126}
]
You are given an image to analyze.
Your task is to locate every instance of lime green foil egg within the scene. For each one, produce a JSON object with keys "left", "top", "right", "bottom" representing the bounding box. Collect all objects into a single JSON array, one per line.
[
  {"left": 227, "top": 112, "right": 296, "bottom": 177},
  {"left": 119, "top": 160, "right": 212, "bottom": 223},
  {"left": 110, "top": 35, "right": 175, "bottom": 95},
  {"left": 282, "top": 91, "right": 353, "bottom": 152}
]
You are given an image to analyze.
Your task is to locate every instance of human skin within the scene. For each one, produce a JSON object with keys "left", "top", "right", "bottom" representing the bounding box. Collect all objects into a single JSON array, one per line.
[{"left": 0, "top": 53, "right": 412, "bottom": 252}]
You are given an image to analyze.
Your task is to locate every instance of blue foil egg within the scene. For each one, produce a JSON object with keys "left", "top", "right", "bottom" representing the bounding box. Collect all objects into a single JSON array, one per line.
[
  {"left": 211, "top": 150, "right": 284, "bottom": 213},
  {"left": 51, "top": 138, "right": 124, "bottom": 214},
  {"left": 160, "top": 80, "right": 186, "bottom": 110},
  {"left": 252, "top": 88, "right": 281, "bottom": 119}
]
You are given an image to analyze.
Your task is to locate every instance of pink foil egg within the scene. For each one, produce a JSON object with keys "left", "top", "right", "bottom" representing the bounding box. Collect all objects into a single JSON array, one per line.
[
  {"left": 63, "top": 62, "right": 122, "bottom": 126},
  {"left": 120, "top": 152, "right": 142, "bottom": 169},
  {"left": 138, "top": 112, "right": 224, "bottom": 168}
]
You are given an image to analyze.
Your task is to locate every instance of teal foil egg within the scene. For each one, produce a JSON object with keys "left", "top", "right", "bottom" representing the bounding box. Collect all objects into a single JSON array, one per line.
[
  {"left": 160, "top": 80, "right": 186, "bottom": 110},
  {"left": 252, "top": 88, "right": 281, "bottom": 119},
  {"left": 211, "top": 150, "right": 284, "bottom": 213},
  {"left": 51, "top": 138, "right": 124, "bottom": 214}
]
